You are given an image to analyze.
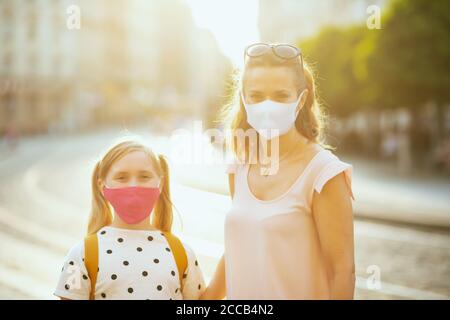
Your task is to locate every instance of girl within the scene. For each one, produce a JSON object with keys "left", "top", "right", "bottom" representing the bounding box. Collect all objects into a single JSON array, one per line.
[
  {"left": 202, "top": 43, "right": 355, "bottom": 300},
  {"left": 54, "top": 140, "right": 205, "bottom": 300}
]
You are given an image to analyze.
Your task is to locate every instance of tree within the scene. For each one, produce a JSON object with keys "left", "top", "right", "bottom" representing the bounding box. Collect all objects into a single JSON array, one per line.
[
  {"left": 368, "top": 0, "right": 450, "bottom": 109},
  {"left": 300, "top": 25, "right": 370, "bottom": 117},
  {"left": 300, "top": 0, "right": 450, "bottom": 114}
]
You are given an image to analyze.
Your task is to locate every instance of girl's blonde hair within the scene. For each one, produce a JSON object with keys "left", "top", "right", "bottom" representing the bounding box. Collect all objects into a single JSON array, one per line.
[
  {"left": 220, "top": 49, "right": 334, "bottom": 162},
  {"left": 87, "top": 140, "right": 173, "bottom": 235}
]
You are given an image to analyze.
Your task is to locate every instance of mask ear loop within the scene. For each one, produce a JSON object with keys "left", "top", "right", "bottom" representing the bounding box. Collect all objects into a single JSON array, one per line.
[
  {"left": 295, "top": 90, "right": 307, "bottom": 118},
  {"left": 157, "top": 177, "right": 163, "bottom": 190},
  {"left": 240, "top": 89, "right": 246, "bottom": 106}
]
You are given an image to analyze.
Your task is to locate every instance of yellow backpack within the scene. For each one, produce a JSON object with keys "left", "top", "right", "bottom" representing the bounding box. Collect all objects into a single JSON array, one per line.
[{"left": 84, "top": 231, "right": 187, "bottom": 300}]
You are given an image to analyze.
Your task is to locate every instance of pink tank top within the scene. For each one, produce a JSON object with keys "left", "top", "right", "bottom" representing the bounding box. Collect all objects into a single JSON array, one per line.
[{"left": 224, "top": 147, "right": 354, "bottom": 299}]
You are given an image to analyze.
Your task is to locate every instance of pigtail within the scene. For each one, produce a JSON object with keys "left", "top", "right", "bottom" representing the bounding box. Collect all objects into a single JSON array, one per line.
[
  {"left": 87, "top": 161, "right": 113, "bottom": 235},
  {"left": 152, "top": 154, "right": 173, "bottom": 232}
]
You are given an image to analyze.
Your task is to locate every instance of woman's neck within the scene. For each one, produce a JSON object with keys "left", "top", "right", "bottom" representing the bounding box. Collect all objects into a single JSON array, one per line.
[{"left": 258, "top": 128, "right": 310, "bottom": 162}]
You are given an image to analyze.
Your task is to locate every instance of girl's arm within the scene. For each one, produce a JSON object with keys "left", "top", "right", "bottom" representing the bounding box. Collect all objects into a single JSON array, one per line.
[
  {"left": 54, "top": 241, "right": 91, "bottom": 300},
  {"left": 200, "top": 173, "right": 234, "bottom": 300},
  {"left": 312, "top": 172, "right": 355, "bottom": 300}
]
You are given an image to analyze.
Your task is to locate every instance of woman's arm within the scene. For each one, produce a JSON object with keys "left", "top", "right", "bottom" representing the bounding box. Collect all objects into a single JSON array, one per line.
[
  {"left": 200, "top": 254, "right": 226, "bottom": 300},
  {"left": 312, "top": 172, "right": 355, "bottom": 300},
  {"left": 200, "top": 173, "right": 234, "bottom": 300}
]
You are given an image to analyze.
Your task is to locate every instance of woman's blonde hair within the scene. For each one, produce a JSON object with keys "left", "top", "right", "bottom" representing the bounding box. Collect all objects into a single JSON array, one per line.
[
  {"left": 220, "top": 48, "right": 334, "bottom": 162},
  {"left": 87, "top": 140, "right": 173, "bottom": 235}
]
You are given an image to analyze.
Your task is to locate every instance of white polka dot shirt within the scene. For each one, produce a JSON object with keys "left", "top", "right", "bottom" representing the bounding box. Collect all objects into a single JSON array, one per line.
[{"left": 54, "top": 226, "right": 206, "bottom": 300}]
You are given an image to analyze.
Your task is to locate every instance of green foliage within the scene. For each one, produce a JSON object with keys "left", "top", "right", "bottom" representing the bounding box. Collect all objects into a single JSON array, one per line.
[
  {"left": 301, "top": 25, "right": 370, "bottom": 116},
  {"left": 299, "top": 0, "right": 450, "bottom": 115}
]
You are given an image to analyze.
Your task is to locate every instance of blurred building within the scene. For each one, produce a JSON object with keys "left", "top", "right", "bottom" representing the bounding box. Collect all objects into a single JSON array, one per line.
[
  {"left": 0, "top": 0, "right": 129, "bottom": 134},
  {"left": 258, "top": 0, "right": 387, "bottom": 43},
  {"left": 127, "top": 0, "right": 232, "bottom": 130},
  {"left": 0, "top": 0, "right": 231, "bottom": 136},
  {"left": 0, "top": 0, "right": 77, "bottom": 134}
]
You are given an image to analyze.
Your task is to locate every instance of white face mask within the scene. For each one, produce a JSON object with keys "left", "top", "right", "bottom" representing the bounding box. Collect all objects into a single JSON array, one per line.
[{"left": 242, "top": 90, "right": 305, "bottom": 140}]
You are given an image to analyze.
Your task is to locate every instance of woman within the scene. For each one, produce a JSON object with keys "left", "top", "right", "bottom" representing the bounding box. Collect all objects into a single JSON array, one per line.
[{"left": 202, "top": 43, "right": 355, "bottom": 300}]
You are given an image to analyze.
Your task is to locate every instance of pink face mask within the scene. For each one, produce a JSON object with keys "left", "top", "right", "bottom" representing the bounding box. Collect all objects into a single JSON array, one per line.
[{"left": 103, "top": 186, "right": 161, "bottom": 224}]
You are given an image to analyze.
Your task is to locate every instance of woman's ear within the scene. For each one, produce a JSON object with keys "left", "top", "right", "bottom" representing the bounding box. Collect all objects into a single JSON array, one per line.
[{"left": 300, "top": 89, "right": 309, "bottom": 107}]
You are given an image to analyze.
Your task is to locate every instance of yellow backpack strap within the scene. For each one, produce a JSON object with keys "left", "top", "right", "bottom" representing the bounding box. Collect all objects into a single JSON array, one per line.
[
  {"left": 163, "top": 232, "right": 188, "bottom": 288},
  {"left": 84, "top": 234, "right": 98, "bottom": 300}
]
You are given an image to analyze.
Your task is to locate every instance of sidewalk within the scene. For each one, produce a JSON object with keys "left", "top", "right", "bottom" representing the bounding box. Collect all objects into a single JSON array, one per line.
[{"left": 344, "top": 154, "right": 450, "bottom": 228}]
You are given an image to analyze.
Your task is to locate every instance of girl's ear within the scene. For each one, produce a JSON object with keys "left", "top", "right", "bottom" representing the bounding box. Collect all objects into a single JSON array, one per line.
[{"left": 98, "top": 179, "right": 104, "bottom": 195}]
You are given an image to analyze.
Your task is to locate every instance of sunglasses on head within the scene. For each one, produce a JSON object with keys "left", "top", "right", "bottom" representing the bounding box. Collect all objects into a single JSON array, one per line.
[
  {"left": 244, "top": 42, "right": 306, "bottom": 80},
  {"left": 245, "top": 42, "right": 302, "bottom": 60}
]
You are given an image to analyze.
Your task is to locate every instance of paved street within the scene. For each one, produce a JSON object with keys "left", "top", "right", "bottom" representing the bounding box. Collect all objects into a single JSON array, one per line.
[{"left": 0, "top": 127, "right": 449, "bottom": 299}]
